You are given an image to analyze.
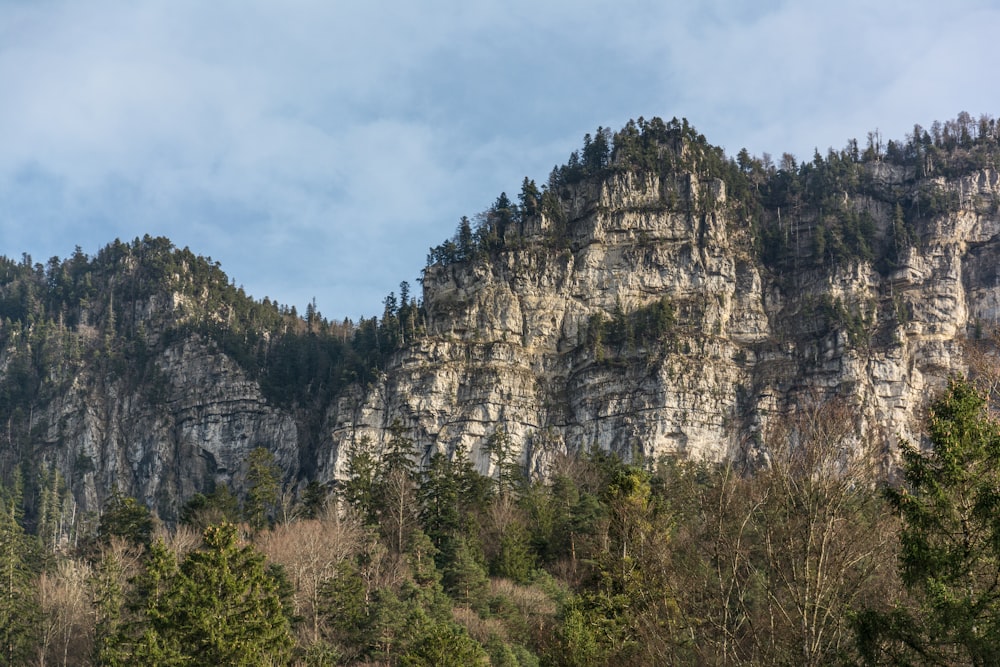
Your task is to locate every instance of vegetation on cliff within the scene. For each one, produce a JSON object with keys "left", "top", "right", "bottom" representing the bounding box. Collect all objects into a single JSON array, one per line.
[
  {"left": 428, "top": 112, "right": 1000, "bottom": 277},
  {"left": 2, "top": 378, "right": 1000, "bottom": 664},
  {"left": 2, "top": 112, "right": 1000, "bottom": 664}
]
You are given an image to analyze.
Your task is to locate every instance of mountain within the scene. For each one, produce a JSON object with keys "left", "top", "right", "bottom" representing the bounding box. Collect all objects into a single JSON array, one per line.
[{"left": 2, "top": 114, "right": 999, "bottom": 526}]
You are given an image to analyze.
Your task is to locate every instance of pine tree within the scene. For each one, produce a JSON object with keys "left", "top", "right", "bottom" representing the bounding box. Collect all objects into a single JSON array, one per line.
[
  {"left": 0, "top": 472, "right": 40, "bottom": 666},
  {"left": 861, "top": 378, "right": 1000, "bottom": 664},
  {"left": 244, "top": 447, "right": 280, "bottom": 531}
]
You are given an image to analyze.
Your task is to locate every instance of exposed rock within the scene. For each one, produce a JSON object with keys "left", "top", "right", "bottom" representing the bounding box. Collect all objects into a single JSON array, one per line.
[
  {"left": 316, "top": 167, "right": 1000, "bottom": 481},
  {"left": 6, "top": 157, "right": 1000, "bottom": 522}
]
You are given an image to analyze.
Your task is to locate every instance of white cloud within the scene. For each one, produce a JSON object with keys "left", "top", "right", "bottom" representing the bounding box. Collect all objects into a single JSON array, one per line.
[{"left": 2, "top": 0, "right": 999, "bottom": 317}]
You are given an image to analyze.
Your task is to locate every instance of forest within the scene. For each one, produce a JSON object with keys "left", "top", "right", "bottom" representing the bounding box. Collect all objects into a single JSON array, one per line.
[
  {"left": 4, "top": 374, "right": 1000, "bottom": 665},
  {"left": 3, "top": 112, "right": 1000, "bottom": 665}
]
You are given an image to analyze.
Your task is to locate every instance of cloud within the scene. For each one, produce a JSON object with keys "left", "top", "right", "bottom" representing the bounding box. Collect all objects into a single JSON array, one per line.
[{"left": 2, "top": 0, "right": 999, "bottom": 317}]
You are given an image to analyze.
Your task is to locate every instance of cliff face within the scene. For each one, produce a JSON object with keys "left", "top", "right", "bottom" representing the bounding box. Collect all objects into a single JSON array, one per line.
[
  {"left": 4, "top": 127, "right": 1000, "bottom": 522},
  {"left": 316, "top": 165, "right": 1000, "bottom": 481},
  {"left": 10, "top": 332, "right": 299, "bottom": 519}
]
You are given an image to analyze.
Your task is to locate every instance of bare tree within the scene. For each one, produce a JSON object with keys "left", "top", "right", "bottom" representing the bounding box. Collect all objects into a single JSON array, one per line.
[
  {"left": 749, "top": 399, "right": 895, "bottom": 665},
  {"left": 380, "top": 466, "right": 419, "bottom": 557},
  {"left": 670, "top": 399, "right": 897, "bottom": 665},
  {"left": 36, "top": 558, "right": 93, "bottom": 667},
  {"left": 257, "top": 507, "right": 364, "bottom": 644}
]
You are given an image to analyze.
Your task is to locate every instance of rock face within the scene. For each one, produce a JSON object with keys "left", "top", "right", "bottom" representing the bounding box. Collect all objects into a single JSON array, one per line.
[
  {"left": 6, "top": 156, "right": 1000, "bottom": 520},
  {"left": 316, "top": 166, "right": 1000, "bottom": 481},
  {"left": 27, "top": 335, "right": 300, "bottom": 519}
]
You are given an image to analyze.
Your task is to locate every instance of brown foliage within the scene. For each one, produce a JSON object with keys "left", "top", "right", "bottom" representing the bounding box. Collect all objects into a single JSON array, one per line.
[
  {"left": 256, "top": 506, "right": 364, "bottom": 643},
  {"left": 36, "top": 558, "right": 94, "bottom": 667},
  {"left": 669, "top": 398, "right": 899, "bottom": 665}
]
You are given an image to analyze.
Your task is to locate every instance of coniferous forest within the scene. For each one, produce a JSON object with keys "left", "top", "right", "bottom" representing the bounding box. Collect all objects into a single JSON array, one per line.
[
  {"left": 5, "top": 377, "right": 1000, "bottom": 665},
  {"left": 3, "top": 113, "right": 1000, "bottom": 664}
]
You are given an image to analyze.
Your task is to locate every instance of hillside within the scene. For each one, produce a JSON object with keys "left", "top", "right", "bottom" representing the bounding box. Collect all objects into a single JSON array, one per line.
[{"left": 2, "top": 114, "right": 1000, "bottom": 525}]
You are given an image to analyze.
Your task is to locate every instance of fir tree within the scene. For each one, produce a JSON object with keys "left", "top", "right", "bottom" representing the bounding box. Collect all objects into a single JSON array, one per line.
[
  {"left": 860, "top": 378, "right": 1000, "bottom": 664},
  {"left": 244, "top": 447, "right": 280, "bottom": 531},
  {"left": 164, "top": 523, "right": 294, "bottom": 665},
  {"left": 0, "top": 473, "right": 40, "bottom": 666}
]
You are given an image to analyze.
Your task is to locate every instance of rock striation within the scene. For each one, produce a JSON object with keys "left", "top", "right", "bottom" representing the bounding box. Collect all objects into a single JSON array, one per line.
[
  {"left": 316, "top": 165, "right": 1000, "bottom": 483},
  {"left": 4, "top": 127, "right": 1000, "bottom": 522}
]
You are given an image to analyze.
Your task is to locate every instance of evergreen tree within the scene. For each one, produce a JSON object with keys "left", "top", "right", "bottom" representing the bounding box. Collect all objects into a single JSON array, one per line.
[
  {"left": 441, "top": 536, "right": 489, "bottom": 608},
  {"left": 121, "top": 540, "right": 186, "bottom": 665},
  {"left": 457, "top": 216, "right": 474, "bottom": 260},
  {"left": 487, "top": 427, "right": 520, "bottom": 497},
  {"left": 98, "top": 488, "right": 153, "bottom": 545},
  {"left": 163, "top": 523, "right": 293, "bottom": 665},
  {"left": 318, "top": 559, "right": 370, "bottom": 658},
  {"left": 179, "top": 483, "right": 241, "bottom": 530},
  {"left": 244, "top": 447, "right": 280, "bottom": 531},
  {"left": 418, "top": 450, "right": 463, "bottom": 554},
  {"left": 92, "top": 539, "right": 137, "bottom": 667},
  {"left": 341, "top": 436, "right": 380, "bottom": 524},
  {"left": 300, "top": 480, "right": 329, "bottom": 520},
  {"left": 861, "top": 378, "right": 1000, "bottom": 664},
  {"left": 400, "top": 622, "right": 489, "bottom": 666},
  {"left": 492, "top": 523, "right": 536, "bottom": 584},
  {"left": 0, "top": 473, "right": 40, "bottom": 666},
  {"left": 518, "top": 177, "right": 541, "bottom": 217}
]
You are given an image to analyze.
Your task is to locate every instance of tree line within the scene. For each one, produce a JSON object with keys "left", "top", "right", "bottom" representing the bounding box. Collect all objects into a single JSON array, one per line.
[
  {"left": 426, "top": 112, "right": 1000, "bottom": 277},
  {"left": 0, "top": 237, "right": 425, "bottom": 500},
  {"left": 4, "top": 374, "right": 1000, "bottom": 664}
]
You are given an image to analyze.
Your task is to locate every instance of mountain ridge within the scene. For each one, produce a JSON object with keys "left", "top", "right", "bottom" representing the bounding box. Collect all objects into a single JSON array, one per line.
[{"left": 2, "top": 113, "right": 999, "bottom": 528}]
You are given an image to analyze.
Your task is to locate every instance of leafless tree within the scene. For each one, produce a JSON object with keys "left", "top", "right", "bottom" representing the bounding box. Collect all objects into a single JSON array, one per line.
[
  {"left": 257, "top": 507, "right": 364, "bottom": 644},
  {"left": 36, "top": 558, "right": 93, "bottom": 667}
]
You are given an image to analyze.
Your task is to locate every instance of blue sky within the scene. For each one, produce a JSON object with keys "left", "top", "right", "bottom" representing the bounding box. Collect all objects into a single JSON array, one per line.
[{"left": 2, "top": 0, "right": 999, "bottom": 320}]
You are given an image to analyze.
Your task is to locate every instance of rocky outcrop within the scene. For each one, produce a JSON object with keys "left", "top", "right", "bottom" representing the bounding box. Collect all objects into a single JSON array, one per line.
[
  {"left": 7, "top": 161, "right": 1000, "bottom": 521},
  {"left": 316, "top": 166, "right": 1000, "bottom": 481},
  {"left": 23, "top": 334, "right": 298, "bottom": 520}
]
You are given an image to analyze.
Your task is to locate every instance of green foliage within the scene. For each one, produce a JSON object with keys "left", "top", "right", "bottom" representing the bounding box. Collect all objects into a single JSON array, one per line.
[
  {"left": 0, "top": 474, "right": 40, "bottom": 666},
  {"left": 872, "top": 377, "right": 1000, "bottom": 664},
  {"left": 492, "top": 524, "right": 537, "bottom": 584},
  {"left": 425, "top": 112, "right": 995, "bottom": 277},
  {"left": 317, "top": 559, "right": 369, "bottom": 655},
  {"left": 442, "top": 536, "right": 489, "bottom": 607},
  {"left": 109, "top": 523, "right": 294, "bottom": 666},
  {"left": 583, "top": 297, "right": 676, "bottom": 361},
  {"left": 92, "top": 543, "right": 131, "bottom": 665},
  {"left": 418, "top": 445, "right": 492, "bottom": 560},
  {"left": 340, "top": 436, "right": 381, "bottom": 524},
  {"left": 0, "top": 236, "right": 425, "bottom": 484},
  {"left": 547, "top": 599, "right": 608, "bottom": 667},
  {"left": 300, "top": 479, "right": 329, "bottom": 519},
  {"left": 798, "top": 294, "right": 873, "bottom": 346},
  {"left": 243, "top": 447, "right": 280, "bottom": 531},
  {"left": 98, "top": 488, "right": 153, "bottom": 545},
  {"left": 400, "top": 622, "right": 489, "bottom": 666},
  {"left": 487, "top": 427, "right": 521, "bottom": 495},
  {"left": 3, "top": 407, "right": 977, "bottom": 666},
  {"left": 179, "top": 483, "right": 241, "bottom": 530}
]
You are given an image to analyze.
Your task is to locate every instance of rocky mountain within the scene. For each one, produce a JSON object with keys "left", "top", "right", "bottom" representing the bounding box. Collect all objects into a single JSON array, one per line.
[{"left": 2, "top": 114, "right": 999, "bottom": 525}]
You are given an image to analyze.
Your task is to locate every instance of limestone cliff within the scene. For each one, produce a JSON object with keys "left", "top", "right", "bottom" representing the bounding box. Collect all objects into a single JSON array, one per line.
[
  {"left": 2, "top": 117, "right": 999, "bottom": 524},
  {"left": 317, "top": 157, "right": 1000, "bottom": 483}
]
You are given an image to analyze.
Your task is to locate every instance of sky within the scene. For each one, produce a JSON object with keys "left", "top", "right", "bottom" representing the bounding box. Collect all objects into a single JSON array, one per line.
[{"left": 2, "top": 0, "right": 999, "bottom": 321}]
